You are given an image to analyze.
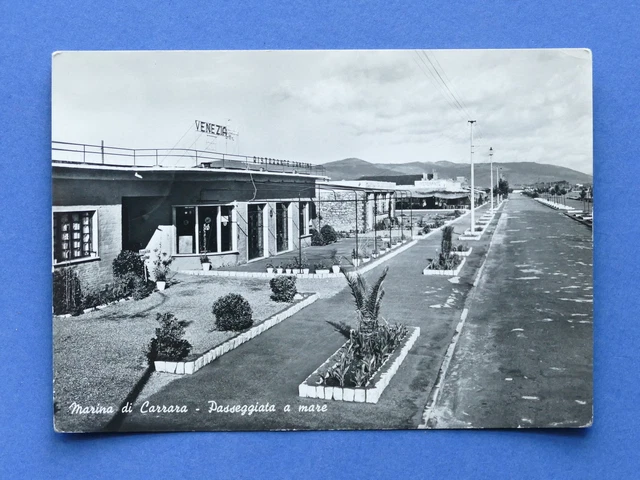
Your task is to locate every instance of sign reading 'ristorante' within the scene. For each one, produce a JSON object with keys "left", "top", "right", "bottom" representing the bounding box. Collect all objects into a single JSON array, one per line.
[{"left": 195, "top": 120, "right": 228, "bottom": 137}]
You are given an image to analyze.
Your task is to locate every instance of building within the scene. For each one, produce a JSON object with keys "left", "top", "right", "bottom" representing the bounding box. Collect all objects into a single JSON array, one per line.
[
  {"left": 52, "top": 141, "right": 325, "bottom": 289},
  {"left": 398, "top": 172, "right": 476, "bottom": 209}
]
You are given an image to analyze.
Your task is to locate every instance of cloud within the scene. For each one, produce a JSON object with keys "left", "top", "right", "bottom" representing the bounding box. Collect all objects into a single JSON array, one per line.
[{"left": 52, "top": 49, "right": 593, "bottom": 174}]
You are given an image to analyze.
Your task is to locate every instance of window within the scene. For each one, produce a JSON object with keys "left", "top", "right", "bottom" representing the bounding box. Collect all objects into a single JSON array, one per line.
[
  {"left": 174, "top": 205, "right": 236, "bottom": 254},
  {"left": 299, "top": 201, "right": 310, "bottom": 236},
  {"left": 53, "top": 210, "right": 97, "bottom": 263}
]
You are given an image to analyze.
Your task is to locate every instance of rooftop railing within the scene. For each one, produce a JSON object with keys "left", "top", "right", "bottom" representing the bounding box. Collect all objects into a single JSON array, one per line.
[{"left": 52, "top": 141, "right": 326, "bottom": 177}]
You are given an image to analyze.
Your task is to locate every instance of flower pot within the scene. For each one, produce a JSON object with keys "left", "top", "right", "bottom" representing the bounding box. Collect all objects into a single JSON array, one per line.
[
  {"left": 266, "top": 267, "right": 274, "bottom": 274},
  {"left": 156, "top": 281, "right": 166, "bottom": 291},
  {"left": 276, "top": 268, "right": 284, "bottom": 274},
  {"left": 302, "top": 268, "right": 310, "bottom": 274},
  {"left": 202, "top": 263, "right": 211, "bottom": 271},
  {"left": 332, "top": 265, "right": 341, "bottom": 274},
  {"left": 372, "top": 253, "right": 379, "bottom": 259},
  {"left": 286, "top": 269, "right": 293, "bottom": 274},
  {"left": 363, "top": 257, "right": 371, "bottom": 263},
  {"left": 352, "top": 258, "right": 360, "bottom": 267}
]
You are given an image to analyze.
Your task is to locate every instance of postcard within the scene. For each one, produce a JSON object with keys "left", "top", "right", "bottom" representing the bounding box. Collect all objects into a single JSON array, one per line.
[{"left": 52, "top": 49, "right": 592, "bottom": 432}]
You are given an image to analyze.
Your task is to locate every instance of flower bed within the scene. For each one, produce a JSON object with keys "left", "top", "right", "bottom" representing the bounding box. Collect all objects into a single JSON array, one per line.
[
  {"left": 298, "top": 326, "right": 420, "bottom": 403},
  {"left": 154, "top": 292, "right": 319, "bottom": 374},
  {"left": 423, "top": 257, "right": 466, "bottom": 276},
  {"left": 452, "top": 246, "right": 473, "bottom": 257}
]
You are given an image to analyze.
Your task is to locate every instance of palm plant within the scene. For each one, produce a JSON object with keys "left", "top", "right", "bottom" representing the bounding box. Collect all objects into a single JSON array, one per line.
[
  {"left": 441, "top": 226, "right": 454, "bottom": 257},
  {"left": 343, "top": 266, "right": 389, "bottom": 333}
]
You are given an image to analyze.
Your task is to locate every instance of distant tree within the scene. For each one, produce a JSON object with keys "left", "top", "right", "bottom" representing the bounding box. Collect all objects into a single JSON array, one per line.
[
  {"left": 579, "top": 188, "right": 587, "bottom": 200},
  {"left": 498, "top": 178, "right": 510, "bottom": 198},
  {"left": 560, "top": 188, "right": 567, "bottom": 195},
  {"left": 554, "top": 184, "right": 561, "bottom": 195}
]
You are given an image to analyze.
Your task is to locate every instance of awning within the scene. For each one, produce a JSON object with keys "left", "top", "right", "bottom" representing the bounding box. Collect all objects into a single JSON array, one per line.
[{"left": 410, "top": 190, "right": 470, "bottom": 199}]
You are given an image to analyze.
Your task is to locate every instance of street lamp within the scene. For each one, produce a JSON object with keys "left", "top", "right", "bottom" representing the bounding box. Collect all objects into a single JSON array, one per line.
[
  {"left": 468, "top": 120, "right": 477, "bottom": 232},
  {"left": 489, "top": 147, "right": 494, "bottom": 212}
]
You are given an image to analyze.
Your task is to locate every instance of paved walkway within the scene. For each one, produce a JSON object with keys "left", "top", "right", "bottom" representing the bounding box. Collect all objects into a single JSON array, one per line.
[
  {"left": 426, "top": 195, "right": 592, "bottom": 428},
  {"left": 119, "top": 204, "right": 496, "bottom": 431}
]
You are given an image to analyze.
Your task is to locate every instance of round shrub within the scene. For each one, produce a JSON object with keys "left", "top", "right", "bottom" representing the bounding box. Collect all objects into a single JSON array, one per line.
[
  {"left": 113, "top": 250, "right": 145, "bottom": 279},
  {"left": 270, "top": 275, "right": 297, "bottom": 302},
  {"left": 310, "top": 228, "right": 324, "bottom": 246},
  {"left": 212, "top": 293, "right": 253, "bottom": 331},
  {"left": 320, "top": 224, "right": 338, "bottom": 244}
]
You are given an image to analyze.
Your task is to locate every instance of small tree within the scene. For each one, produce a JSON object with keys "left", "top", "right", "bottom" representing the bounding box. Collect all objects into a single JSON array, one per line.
[
  {"left": 146, "top": 313, "right": 192, "bottom": 364},
  {"left": 52, "top": 268, "right": 83, "bottom": 315},
  {"left": 113, "top": 250, "right": 145, "bottom": 279},
  {"left": 343, "top": 266, "right": 389, "bottom": 333},
  {"left": 441, "top": 226, "right": 454, "bottom": 257}
]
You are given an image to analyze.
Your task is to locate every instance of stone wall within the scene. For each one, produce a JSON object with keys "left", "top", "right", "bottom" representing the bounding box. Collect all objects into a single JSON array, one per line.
[{"left": 315, "top": 190, "right": 395, "bottom": 233}]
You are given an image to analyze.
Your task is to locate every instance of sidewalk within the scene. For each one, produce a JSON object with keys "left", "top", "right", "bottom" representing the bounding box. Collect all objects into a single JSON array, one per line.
[{"left": 119, "top": 204, "right": 498, "bottom": 431}]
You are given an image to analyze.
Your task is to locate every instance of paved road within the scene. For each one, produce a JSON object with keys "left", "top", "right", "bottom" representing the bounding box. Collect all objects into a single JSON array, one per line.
[{"left": 427, "top": 196, "right": 592, "bottom": 428}]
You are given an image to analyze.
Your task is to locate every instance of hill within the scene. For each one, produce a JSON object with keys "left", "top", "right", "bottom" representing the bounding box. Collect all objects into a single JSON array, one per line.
[
  {"left": 321, "top": 158, "right": 401, "bottom": 181},
  {"left": 322, "top": 159, "right": 592, "bottom": 187}
]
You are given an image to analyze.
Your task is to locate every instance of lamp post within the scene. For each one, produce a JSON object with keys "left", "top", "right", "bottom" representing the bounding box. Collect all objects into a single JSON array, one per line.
[
  {"left": 489, "top": 147, "right": 494, "bottom": 212},
  {"left": 468, "top": 120, "right": 477, "bottom": 232}
]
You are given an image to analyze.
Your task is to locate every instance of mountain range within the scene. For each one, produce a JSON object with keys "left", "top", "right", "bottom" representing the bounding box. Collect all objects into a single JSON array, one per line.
[{"left": 320, "top": 158, "right": 593, "bottom": 187}]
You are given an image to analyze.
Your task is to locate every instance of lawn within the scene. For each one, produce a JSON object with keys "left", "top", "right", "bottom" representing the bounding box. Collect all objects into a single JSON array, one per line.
[{"left": 53, "top": 273, "right": 304, "bottom": 432}]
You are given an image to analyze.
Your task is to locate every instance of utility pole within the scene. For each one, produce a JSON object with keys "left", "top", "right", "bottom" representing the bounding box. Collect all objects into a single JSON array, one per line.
[
  {"left": 468, "top": 120, "right": 476, "bottom": 232},
  {"left": 489, "top": 147, "right": 494, "bottom": 212}
]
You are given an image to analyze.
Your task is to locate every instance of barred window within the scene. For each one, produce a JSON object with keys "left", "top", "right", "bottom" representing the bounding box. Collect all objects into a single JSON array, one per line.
[{"left": 53, "top": 211, "right": 96, "bottom": 263}]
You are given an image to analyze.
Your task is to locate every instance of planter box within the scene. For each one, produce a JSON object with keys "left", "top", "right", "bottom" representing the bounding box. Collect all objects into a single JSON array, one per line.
[
  {"left": 452, "top": 247, "right": 473, "bottom": 257},
  {"left": 154, "top": 293, "right": 319, "bottom": 374},
  {"left": 276, "top": 268, "right": 284, "bottom": 274},
  {"left": 298, "top": 326, "right": 420, "bottom": 404},
  {"left": 202, "top": 263, "right": 212, "bottom": 271},
  {"left": 315, "top": 269, "right": 330, "bottom": 274},
  {"left": 422, "top": 257, "right": 466, "bottom": 276}
]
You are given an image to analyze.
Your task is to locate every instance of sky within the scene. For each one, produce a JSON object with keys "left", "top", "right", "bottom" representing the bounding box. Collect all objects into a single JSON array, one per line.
[{"left": 52, "top": 49, "right": 593, "bottom": 175}]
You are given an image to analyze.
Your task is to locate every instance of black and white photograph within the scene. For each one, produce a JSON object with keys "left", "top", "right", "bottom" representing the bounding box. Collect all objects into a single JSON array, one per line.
[{"left": 52, "top": 49, "right": 593, "bottom": 433}]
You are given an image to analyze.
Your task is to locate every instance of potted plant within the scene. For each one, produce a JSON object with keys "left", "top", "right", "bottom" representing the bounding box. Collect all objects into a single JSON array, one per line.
[
  {"left": 285, "top": 262, "right": 294, "bottom": 275},
  {"left": 153, "top": 250, "right": 173, "bottom": 291},
  {"left": 275, "top": 263, "right": 285, "bottom": 274},
  {"left": 265, "top": 262, "right": 274, "bottom": 274},
  {"left": 200, "top": 254, "right": 211, "bottom": 271},
  {"left": 361, "top": 247, "right": 371, "bottom": 263},
  {"left": 314, "top": 262, "right": 330, "bottom": 275},
  {"left": 372, "top": 248, "right": 380, "bottom": 259},
  {"left": 331, "top": 254, "right": 342, "bottom": 274}
]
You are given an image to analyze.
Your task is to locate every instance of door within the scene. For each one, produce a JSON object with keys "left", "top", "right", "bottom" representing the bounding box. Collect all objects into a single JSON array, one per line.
[
  {"left": 276, "top": 202, "right": 289, "bottom": 252},
  {"left": 247, "top": 204, "right": 264, "bottom": 260}
]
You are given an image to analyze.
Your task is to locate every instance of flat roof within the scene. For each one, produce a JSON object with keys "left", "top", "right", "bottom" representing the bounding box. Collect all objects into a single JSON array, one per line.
[{"left": 52, "top": 161, "right": 329, "bottom": 181}]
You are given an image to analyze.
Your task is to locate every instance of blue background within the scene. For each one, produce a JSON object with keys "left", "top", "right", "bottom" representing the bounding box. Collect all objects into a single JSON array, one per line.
[{"left": 1, "top": 1, "right": 638, "bottom": 478}]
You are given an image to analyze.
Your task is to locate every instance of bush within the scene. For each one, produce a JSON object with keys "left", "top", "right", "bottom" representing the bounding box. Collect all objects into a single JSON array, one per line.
[
  {"left": 269, "top": 275, "right": 297, "bottom": 302},
  {"left": 310, "top": 228, "right": 324, "bottom": 246},
  {"left": 212, "top": 293, "right": 254, "bottom": 331},
  {"left": 113, "top": 250, "right": 145, "bottom": 279},
  {"left": 146, "top": 312, "right": 192, "bottom": 364},
  {"left": 53, "top": 268, "right": 83, "bottom": 315},
  {"left": 320, "top": 224, "right": 338, "bottom": 244}
]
